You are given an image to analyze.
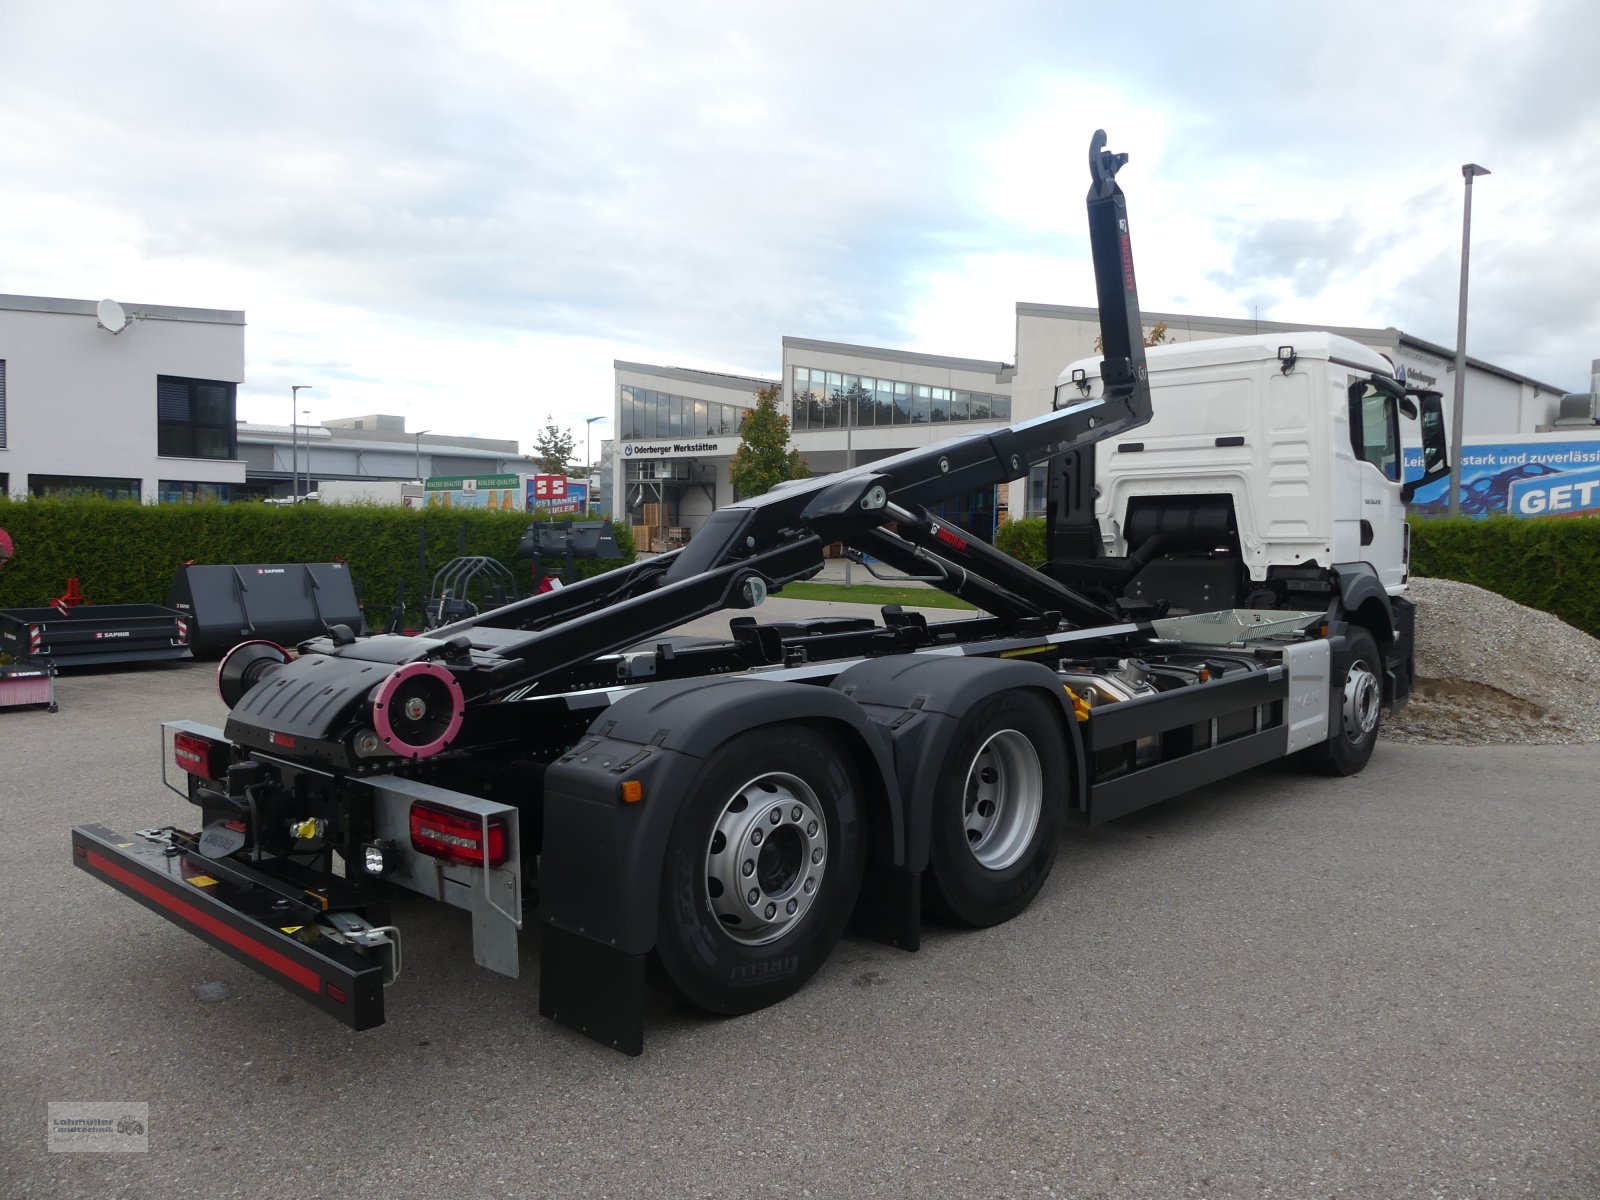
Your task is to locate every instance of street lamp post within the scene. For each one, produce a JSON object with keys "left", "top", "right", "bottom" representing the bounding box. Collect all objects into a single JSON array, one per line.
[
  {"left": 845, "top": 398, "right": 855, "bottom": 587},
  {"left": 414, "top": 429, "right": 432, "bottom": 483},
  {"left": 1448, "top": 163, "right": 1490, "bottom": 518},
  {"left": 302, "top": 409, "right": 314, "bottom": 496},
  {"left": 290, "top": 385, "right": 313, "bottom": 499},
  {"left": 584, "top": 416, "right": 606, "bottom": 514}
]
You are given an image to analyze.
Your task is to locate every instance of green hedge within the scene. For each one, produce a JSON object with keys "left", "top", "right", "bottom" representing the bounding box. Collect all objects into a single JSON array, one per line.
[
  {"left": 994, "top": 515, "right": 1600, "bottom": 636},
  {"left": 1410, "top": 516, "right": 1600, "bottom": 637},
  {"left": 0, "top": 498, "right": 634, "bottom": 625},
  {"left": 995, "top": 518, "right": 1047, "bottom": 569}
]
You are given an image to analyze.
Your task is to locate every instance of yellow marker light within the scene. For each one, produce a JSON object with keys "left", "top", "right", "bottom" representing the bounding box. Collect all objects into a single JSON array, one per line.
[
  {"left": 1062, "top": 685, "right": 1091, "bottom": 723},
  {"left": 620, "top": 780, "right": 644, "bottom": 804}
]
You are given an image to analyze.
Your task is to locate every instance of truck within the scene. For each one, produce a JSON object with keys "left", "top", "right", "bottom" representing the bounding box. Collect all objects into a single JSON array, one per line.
[
  {"left": 315, "top": 479, "right": 426, "bottom": 508},
  {"left": 71, "top": 131, "right": 1452, "bottom": 1055}
]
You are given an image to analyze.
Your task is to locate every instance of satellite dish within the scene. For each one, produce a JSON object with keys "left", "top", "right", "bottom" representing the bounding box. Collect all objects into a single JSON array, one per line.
[{"left": 96, "top": 298, "right": 128, "bottom": 334}]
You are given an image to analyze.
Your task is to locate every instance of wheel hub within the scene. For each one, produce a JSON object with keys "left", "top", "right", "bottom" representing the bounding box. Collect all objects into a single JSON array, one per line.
[
  {"left": 1342, "top": 663, "right": 1381, "bottom": 742},
  {"left": 705, "top": 773, "right": 827, "bottom": 946},
  {"left": 963, "top": 729, "right": 1043, "bottom": 871}
]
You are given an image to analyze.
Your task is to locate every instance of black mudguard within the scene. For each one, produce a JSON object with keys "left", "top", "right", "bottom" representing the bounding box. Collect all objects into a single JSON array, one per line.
[
  {"left": 540, "top": 675, "right": 901, "bottom": 955},
  {"left": 537, "top": 675, "right": 901, "bottom": 1054},
  {"left": 1328, "top": 563, "right": 1412, "bottom": 708}
]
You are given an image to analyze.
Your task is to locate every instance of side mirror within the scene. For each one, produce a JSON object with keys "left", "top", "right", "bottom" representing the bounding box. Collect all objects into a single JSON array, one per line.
[{"left": 1402, "top": 391, "right": 1451, "bottom": 503}]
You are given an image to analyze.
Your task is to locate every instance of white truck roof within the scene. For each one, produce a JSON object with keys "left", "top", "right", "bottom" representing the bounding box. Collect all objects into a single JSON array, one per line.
[{"left": 1059, "top": 330, "right": 1395, "bottom": 388}]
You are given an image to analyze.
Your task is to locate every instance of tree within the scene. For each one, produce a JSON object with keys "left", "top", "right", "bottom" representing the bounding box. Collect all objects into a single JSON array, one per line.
[
  {"left": 528, "top": 416, "right": 577, "bottom": 475},
  {"left": 1093, "top": 321, "right": 1170, "bottom": 353},
  {"left": 729, "top": 384, "right": 808, "bottom": 498}
]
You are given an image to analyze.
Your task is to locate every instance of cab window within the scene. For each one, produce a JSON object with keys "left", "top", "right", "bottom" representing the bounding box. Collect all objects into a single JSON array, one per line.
[{"left": 1348, "top": 381, "right": 1400, "bottom": 482}]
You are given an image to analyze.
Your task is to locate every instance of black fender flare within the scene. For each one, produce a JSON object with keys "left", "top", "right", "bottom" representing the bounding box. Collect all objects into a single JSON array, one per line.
[
  {"left": 1328, "top": 563, "right": 1411, "bottom": 706},
  {"left": 1329, "top": 562, "right": 1395, "bottom": 637},
  {"left": 539, "top": 676, "right": 902, "bottom": 956},
  {"left": 830, "top": 654, "right": 1085, "bottom": 873}
]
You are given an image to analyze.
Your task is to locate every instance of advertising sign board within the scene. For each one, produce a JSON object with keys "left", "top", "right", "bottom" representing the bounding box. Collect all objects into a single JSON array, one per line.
[
  {"left": 425, "top": 474, "right": 525, "bottom": 511},
  {"left": 1404, "top": 437, "right": 1600, "bottom": 517},
  {"left": 528, "top": 478, "right": 588, "bottom": 515}
]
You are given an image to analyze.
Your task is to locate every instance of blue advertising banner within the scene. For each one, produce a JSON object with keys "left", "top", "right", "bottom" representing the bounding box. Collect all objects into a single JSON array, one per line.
[
  {"left": 1507, "top": 463, "right": 1600, "bottom": 517},
  {"left": 1404, "top": 437, "right": 1600, "bottom": 517},
  {"left": 527, "top": 479, "right": 589, "bottom": 516}
]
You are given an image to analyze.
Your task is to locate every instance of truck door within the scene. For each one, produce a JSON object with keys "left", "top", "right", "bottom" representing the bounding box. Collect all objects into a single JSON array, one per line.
[{"left": 1346, "top": 380, "right": 1406, "bottom": 591}]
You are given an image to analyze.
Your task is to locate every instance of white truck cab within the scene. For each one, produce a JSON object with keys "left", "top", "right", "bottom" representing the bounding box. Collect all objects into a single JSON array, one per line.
[{"left": 1050, "top": 331, "right": 1450, "bottom": 615}]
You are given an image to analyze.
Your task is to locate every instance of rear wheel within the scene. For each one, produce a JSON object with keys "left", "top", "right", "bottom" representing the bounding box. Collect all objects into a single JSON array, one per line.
[
  {"left": 1305, "top": 627, "right": 1383, "bottom": 776},
  {"left": 651, "top": 725, "right": 866, "bottom": 1015},
  {"left": 927, "top": 689, "right": 1067, "bottom": 927}
]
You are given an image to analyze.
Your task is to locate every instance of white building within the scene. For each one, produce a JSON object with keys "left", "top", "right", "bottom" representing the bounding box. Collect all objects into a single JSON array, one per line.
[
  {"left": 614, "top": 361, "right": 774, "bottom": 538},
  {"left": 235, "top": 413, "right": 524, "bottom": 501},
  {"left": 0, "top": 294, "right": 246, "bottom": 501}
]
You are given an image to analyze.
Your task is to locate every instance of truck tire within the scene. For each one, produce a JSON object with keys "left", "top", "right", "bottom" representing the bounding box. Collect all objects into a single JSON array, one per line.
[
  {"left": 1305, "top": 627, "right": 1382, "bottom": 776},
  {"left": 651, "top": 725, "right": 866, "bottom": 1016},
  {"left": 926, "top": 689, "right": 1066, "bottom": 927}
]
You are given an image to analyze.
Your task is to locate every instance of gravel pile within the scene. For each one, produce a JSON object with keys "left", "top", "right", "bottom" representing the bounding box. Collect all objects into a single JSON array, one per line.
[{"left": 1384, "top": 576, "right": 1600, "bottom": 746}]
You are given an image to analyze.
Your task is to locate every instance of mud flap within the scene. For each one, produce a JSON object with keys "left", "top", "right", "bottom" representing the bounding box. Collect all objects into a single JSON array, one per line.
[{"left": 538, "top": 922, "right": 647, "bottom": 1056}]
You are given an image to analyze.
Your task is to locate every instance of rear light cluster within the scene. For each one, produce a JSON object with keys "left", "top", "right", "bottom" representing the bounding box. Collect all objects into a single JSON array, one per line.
[
  {"left": 409, "top": 803, "right": 508, "bottom": 869},
  {"left": 173, "top": 731, "right": 229, "bottom": 781}
]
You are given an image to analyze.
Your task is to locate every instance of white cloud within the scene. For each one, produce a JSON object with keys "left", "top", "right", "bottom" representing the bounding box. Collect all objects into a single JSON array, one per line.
[{"left": 2, "top": 0, "right": 1596, "bottom": 464}]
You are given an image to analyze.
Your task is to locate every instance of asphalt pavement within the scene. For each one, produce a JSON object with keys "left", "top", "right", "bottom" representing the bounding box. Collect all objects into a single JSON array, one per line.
[{"left": 3, "top": 606, "right": 1598, "bottom": 1199}]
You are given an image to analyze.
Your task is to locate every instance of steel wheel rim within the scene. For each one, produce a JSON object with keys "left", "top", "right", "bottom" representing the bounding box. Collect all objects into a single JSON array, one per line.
[
  {"left": 1342, "top": 662, "right": 1381, "bottom": 742},
  {"left": 704, "top": 772, "right": 828, "bottom": 946},
  {"left": 962, "top": 729, "right": 1043, "bottom": 871}
]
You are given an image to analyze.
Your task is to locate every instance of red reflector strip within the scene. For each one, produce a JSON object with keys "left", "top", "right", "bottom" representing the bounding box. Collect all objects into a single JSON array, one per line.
[
  {"left": 85, "top": 850, "right": 319, "bottom": 994},
  {"left": 324, "top": 983, "right": 347, "bottom": 1003}
]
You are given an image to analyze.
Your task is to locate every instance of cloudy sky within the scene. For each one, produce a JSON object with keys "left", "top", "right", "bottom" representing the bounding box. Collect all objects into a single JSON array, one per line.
[{"left": 4, "top": 1, "right": 1596, "bottom": 453}]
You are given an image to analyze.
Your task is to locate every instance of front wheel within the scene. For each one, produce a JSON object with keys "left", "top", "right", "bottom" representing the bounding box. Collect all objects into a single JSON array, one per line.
[
  {"left": 1305, "top": 627, "right": 1383, "bottom": 776},
  {"left": 926, "top": 689, "right": 1067, "bottom": 927},
  {"left": 651, "top": 725, "right": 866, "bottom": 1016}
]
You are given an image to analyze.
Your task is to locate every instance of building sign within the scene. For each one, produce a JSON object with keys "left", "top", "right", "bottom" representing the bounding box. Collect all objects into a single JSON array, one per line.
[
  {"left": 528, "top": 478, "right": 588, "bottom": 515},
  {"left": 620, "top": 438, "right": 739, "bottom": 459},
  {"left": 1393, "top": 347, "right": 1448, "bottom": 392},
  {"left": 1404, "top": 437, "right": 1600, "bottom": 517},
  {"left": 425, "top": 473, "right": 525, "bottom": 510}
]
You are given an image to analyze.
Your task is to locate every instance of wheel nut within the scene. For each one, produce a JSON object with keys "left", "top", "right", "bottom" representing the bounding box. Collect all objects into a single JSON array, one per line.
[
  {"left": 747, "top": 889, "right": 759, "bottom": 906},
  {"left": 790, "top": 805, "right": 802, "bottom": 821},
  {"left": 764, "top": 903, "right": 776, "bottom": 919},
  {"left": 751, "top": 829, "right": 763, "bottom": 845},
  {"left": 803, "top": 877, "right": 816, "bottom": 894},
  {"left": 742, "top": 860, "right": 754, "bottom": 877},
  {"left": 769, "top": 808, "right": 782, "bottom": 825},
  {"left": 811, "top": 847, "right": 822, "bottom": 864},
  {"left": 786, "top": 899, "right": 797, "bottom": 915},
  {"left": 806, "top": 820, "right": 818, "bottom": 837}
]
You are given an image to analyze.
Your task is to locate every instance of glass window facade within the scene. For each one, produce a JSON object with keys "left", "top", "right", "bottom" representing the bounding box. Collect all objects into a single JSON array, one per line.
[
  {"left": 620, "top": 386, "right": 748, "bottom": 440},
  {"left": 1026, "top": 462, "right": 1049, "bottom": 519},
  {"left": 790, "top": 366, "right": 1009, "bottom": 431},
  {"left": 30, "top": 474, "right": 140, "bottom": 501},
  {"left": 158, "top": 376, "right": 238, "bottom": 460},
  {"left": 159, "top": 480, "right": 233, "bottom": 503}
]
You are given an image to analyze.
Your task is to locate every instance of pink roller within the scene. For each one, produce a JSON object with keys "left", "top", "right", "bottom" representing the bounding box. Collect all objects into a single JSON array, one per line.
[{"left": 370, "top": 662, "right": 465, "bottom": 759}]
